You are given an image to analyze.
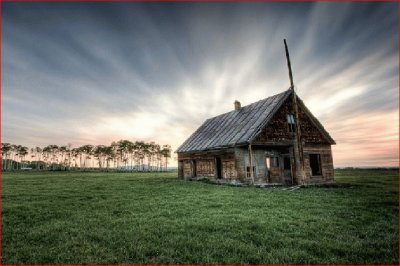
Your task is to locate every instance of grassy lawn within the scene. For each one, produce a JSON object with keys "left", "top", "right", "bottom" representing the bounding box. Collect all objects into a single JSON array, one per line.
[{"left": 2, "top": 169, "right": 398, "bottom": 264}]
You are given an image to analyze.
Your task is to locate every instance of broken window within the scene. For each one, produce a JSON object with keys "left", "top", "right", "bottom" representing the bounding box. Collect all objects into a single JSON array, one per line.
[
  {"left": 287, "top": 114, "right": 296, "bottom": 133},
  {"left": 309, "top": 154, "right": 322, "bottom": 176},
  {"left": 246, "top": 166, "right": 256, "bottom": 177}
]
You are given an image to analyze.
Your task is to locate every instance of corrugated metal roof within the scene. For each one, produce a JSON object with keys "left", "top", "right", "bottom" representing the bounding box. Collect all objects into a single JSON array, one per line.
[{"left": 176, "top": 90, "right": 292, "bottom": 153}]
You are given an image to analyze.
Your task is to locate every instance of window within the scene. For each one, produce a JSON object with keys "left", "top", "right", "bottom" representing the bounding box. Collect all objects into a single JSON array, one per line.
[
  {"left": 287, "top": 114, "right": 296, "bottom": 133},
  {"left": 309, "top": 154, "right": 322, "bottom": 176},
  {"left": 246, "top": 166, "right": 256, "bottom": 177},
  {"left": 272, "top": 157, "right": 279, "bottom": 167},
  {"left": 266, "top": 156, "right": 279, "bottom": 169}
]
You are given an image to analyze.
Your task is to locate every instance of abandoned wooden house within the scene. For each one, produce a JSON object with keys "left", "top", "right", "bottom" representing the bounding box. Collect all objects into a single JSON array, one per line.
[{"left": 176, "top": 40, "right": 335, "bottom": 185}]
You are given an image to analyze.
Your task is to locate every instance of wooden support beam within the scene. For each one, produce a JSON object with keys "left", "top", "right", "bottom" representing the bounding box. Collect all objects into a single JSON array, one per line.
[
  {"left": 284, "top": 39, "right": 305, "bottom": 185},
  {"left": 248, "top": 144, "right": 255, "bottom": 184},
  {"left": 284, "top": 39, "right": 294, "bottom": 90}
]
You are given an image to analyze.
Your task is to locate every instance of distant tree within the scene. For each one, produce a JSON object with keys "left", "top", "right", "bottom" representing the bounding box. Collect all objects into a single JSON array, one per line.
[
  {"left": 143, "top": 142, "right": 151, "bottom": 171},
  {"left": 117, "top": 140, "right": 133, "bottom": 170},
  {"left": 2, "top": 141, "right": 173, "bottom": 172},
  {"left": 93, "top": 145, "right": 110, "bottom": 170},
  {"left": 15, "top": 145, "right": 28, "bottom": 169},
  {"left": 1, "top": 143, "right": 11, "bottom": 171},
  {"left": 30, "top": 147, "right": 41, "bottom": 170},
  {"left": 59, "top": 146, "right": 68, "bottom": 170},
  {"left": 147, "top": 142, "right": 159, "bottom": 171},
  {"left": 66, "top": 143, "right": 72, "bottom": 170},
  {"left": 153, "top": 143, "right": 161, "bottom": 171},
  {"left": 160, "top": 145, "right": 171, "bottom": 171},
  {"left": 110, "top": 141, "right": 119, "bottom": 168},
  {"left": 9, "top": 144, "right": 18, "bottom": 170},
  {"left": 134, "top": 141, "right": 147, "bottom": 171},
  {"left": 77, "top": 145, "right": 94, "bottom": 170},
  {"left": 71, "top": 148, "right": 80, "bottom": 170},
  {"left": 104, "top": 145, "right": 114, "bottom": 171},
  {"left": 43, "top": 145, "right": 59, "bottom": 170}
]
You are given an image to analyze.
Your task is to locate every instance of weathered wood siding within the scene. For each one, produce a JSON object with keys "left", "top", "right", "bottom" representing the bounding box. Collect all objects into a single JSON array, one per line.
[
  {"left": 253, "top": 97, "right": 330, "bottom": 145},
  {"left": 253, "top": 99, "right": 292, "bottom": 145},
  {"left": 178, "top": 161, "right": 184, "bottom": 178},
  {"left": 252, "top": 149, "right": 268, "bottom": 183},
  {"left": 302, "top": 144, "right": 334, "bottom": 182},
  {"left": 234, "top": 147, "right": 283, "bottom": 184},
  {"left": 298, "top": 107, "right": 330, "bottom": 144},
  {"left": 177, "top": 151, "right": 236, "bottom": 179},
  {"left": 249, "top": 97, "right": 334, "bottom": 184},
  {"left": 178, "top": 144, "right": 334, "bottom": 184},
  {"left": 234, "top": 148, "right": 248, "bottom": 182}
]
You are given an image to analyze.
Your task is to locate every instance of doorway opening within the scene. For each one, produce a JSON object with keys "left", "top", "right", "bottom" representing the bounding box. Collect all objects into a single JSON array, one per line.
[
  {"left": 309, "top": 154, "right": 322, "bottom": 176},
  {"left": 283, "top": 157, "right": 291, "bottom": 170},
  {"left": 215, "top": 157, "right": 222, "bottom": 179}
]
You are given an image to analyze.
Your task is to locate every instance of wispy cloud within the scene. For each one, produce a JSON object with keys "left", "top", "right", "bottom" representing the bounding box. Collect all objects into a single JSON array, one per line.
[{"left": 2, "top": 2, "right": 398, "bottom": 167}]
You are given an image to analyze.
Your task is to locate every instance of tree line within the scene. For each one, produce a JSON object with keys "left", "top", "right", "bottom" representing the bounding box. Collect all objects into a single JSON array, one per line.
[{"left": 1, "top": 140, "right": 172, "bottom": 172}]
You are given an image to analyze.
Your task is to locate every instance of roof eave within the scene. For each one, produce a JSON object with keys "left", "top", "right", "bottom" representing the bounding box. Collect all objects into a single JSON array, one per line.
[{"left": 176, "top": 142, "right": 248, "bottom": 154}]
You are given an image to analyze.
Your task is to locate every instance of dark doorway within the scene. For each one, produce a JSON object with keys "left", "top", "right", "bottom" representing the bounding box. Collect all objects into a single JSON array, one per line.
[
  {"left": 215, "top": 157, "right": 222, "bottom": 179},
  {"left": 283, "top": 157, "right": 291, "bottom": 170},
  {"left": 283, "top": 156, "right": 292, "bottom": 184},
  {"left": 309, "top": 154, "right": 322, "bottom": 176}
]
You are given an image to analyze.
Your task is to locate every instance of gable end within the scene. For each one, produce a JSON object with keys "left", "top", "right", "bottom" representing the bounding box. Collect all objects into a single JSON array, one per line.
[{"left": 252, "top": 94, "right": 335, "bottom": 145}]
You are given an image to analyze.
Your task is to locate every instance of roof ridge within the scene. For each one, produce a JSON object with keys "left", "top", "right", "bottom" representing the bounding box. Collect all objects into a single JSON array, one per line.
[
  {"left": 176, "top": 89, "right": 292, "bottom": 153},
  {"left": 203, "top": 89, "right": 290, "bottom": 121}
]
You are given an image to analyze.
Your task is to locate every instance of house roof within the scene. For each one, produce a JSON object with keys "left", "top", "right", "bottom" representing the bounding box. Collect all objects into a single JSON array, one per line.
[{"left": 176, "top": 89, "right": 335, "bottom": 153}]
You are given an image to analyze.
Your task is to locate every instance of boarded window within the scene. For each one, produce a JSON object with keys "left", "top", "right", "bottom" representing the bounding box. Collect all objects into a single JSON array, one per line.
[
  {"left": 287, "top": 114, "right": 296, "bottom": 133},
  {"left": 309, "top": 154, "right": 322, "bottom": 176},
  {"left": 197, "top": 160, "right": 215, "bottom": 177},
  {"left": 222, "top": 160, "right": 237, "bottom": 179}
]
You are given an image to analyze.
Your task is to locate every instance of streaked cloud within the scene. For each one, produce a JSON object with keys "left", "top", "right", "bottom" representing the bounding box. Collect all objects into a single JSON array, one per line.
[{"left": 2, "top": 2, "right": 398, "bottom": 167}]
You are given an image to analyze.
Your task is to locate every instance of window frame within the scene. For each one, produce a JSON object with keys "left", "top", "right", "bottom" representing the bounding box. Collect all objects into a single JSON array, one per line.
[
  {"left": 246, "top": 166, "right": 256, "bottom": 177},
  {"left": 287, "top": 114, "right": 296, "bottom": 133}
]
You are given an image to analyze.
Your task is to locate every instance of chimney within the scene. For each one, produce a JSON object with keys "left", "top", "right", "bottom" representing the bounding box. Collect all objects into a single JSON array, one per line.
[{"left": 234, "top": 100, "right": 241, "bottom": 111}]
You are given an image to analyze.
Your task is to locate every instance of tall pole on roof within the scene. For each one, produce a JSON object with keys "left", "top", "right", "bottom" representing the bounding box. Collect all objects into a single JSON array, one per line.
[
  {"left": 284, "top": 39, "right": 294, "bottom": 90},
  {"left": 284, "top": 39, "right": 304, "bottom": 185}
]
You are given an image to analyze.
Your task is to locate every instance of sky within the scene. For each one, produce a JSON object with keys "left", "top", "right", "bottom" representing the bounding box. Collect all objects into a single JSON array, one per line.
[{"left": 2, "top": 2, "right": 398, "bottom": 167}]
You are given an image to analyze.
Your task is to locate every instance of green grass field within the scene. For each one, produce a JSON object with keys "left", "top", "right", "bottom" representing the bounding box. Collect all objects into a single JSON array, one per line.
[{"left": 2, "top": 169, "right": 398, "bottom": 264}]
